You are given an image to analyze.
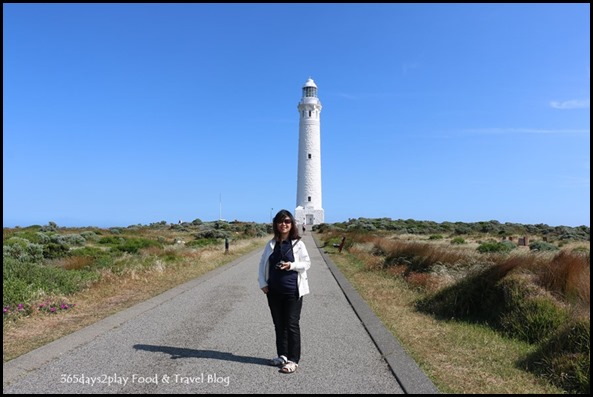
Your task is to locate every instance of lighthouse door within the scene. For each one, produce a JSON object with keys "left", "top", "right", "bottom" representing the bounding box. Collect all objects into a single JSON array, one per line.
[{"left": 306, "top": 215, "right": 314, "bottom": 225}]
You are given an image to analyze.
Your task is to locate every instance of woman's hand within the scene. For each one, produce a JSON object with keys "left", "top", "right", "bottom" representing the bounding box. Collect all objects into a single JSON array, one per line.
[{"left": 261, "top": 286, "right": 269, "bottom": 294}]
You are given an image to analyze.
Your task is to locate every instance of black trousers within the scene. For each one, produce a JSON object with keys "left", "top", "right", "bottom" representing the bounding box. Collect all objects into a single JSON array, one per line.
[{"left": 266, "top": 291, "right": 303, "bottom": 364}]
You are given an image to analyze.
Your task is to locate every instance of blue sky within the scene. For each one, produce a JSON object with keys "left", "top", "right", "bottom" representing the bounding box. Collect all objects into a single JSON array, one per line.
[{"left": 3, "top": 3, "right": 590, "bottom": 228}]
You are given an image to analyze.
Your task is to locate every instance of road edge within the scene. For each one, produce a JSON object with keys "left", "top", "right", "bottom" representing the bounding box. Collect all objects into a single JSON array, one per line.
[{"left": 311, "top": 233, "right": 440, "bottom": 394}]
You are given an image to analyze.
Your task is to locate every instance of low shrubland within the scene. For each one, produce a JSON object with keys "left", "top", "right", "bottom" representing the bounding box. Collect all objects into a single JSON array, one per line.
[
  {"left": 3, "top": 219, "right": 269, "bottom": 313},
  {"left": 3, "top": 219, "right": 270, "bottom": 362},
  {"left": 4, "top": 217, "right": 589, "bottom": 393},
  {"left": 315, "top": 218, "right": 589, "bottom": 394}
]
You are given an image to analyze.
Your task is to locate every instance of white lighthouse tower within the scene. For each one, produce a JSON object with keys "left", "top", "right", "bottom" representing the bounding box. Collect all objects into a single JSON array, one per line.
[{"left": 295, "top": 78, "right": 324, "bottom": 226}]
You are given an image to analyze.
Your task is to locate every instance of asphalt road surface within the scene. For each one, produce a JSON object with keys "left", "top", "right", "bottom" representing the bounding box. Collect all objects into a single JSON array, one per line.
[{"left": 3, "top": 233, "right": 438, "bottom": 394}]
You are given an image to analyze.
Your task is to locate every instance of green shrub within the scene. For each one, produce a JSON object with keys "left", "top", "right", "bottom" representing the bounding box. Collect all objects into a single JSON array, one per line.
[
  {"left": 500, "top": 240, "right": 517, "bottom": 250},
  {"left": 39, "top": 222, "right": 58, "bottom": 232},
  {"left": 477, "top": 241, "right": 515, "bottom": 253},
  {"left": 35, "top": 232, "right": 51, "bottom": 244},
  {"left": 43, "top": 242, "right": 70, "bottom": 259},
  {"left": 450, "top": 237, "right": 466, "bottom": 245},
  {"left": 186, "top": 238, "right": 219, "bottom": 248},
  {"left": 3, "top": 237, "right": 45, "bottom": 263},
  {"left": 80, "top": 231, "right": 100, "bottom": 242},
  {"left": 529, "top": 241, "right": 559, "bottom": 252},
  {"left": 98, "top": 236, "right": 125, "bottom": 245},
  {"left": 499, "top": 294, "right": 569, "bottom": 343},
  {"left": 194, "top": 229, "right": 229, "bottom": 240},
  {"left": 4, "top": 230, "right": 44, "bottom": 244},
  {"left": 3, "top": 257, "right": 99, "bottom": 308},
  {"left": 523, "top": 317, "right": 590, "bottom": 394},
  {"left": 571, "top": 246, "right": 589, "bottom": 254},
  {"left": 62, "top": 234, "right": 86, "bottom": 246},
  {"left": 68, "top": 247, "right": 103, "bottom": 258},
  {"left": 115, "top": 238, "right": 161, "bottom": 254},
  {"left": 416, "top": 265, "right": 506, "bottom": 323}
]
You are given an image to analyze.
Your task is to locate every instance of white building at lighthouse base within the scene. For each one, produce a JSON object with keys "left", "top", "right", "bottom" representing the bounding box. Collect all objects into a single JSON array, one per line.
[{"left": 295, "top": 205, "right": 324, "bottom": 227}]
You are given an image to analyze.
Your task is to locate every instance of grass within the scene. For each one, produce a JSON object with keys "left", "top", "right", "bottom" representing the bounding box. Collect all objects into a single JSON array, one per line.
[
  {"left": 326, "top": 246, "right": 566, "bottom": 394},
  {"left": 318, "top": 229, "right": 589, "bottom": 394},
  {"left": 3, "top": 221, "right": 589, "bottom": 393},
  {"left": 3, "top": 236, "right": 267, "bottom": 362}
]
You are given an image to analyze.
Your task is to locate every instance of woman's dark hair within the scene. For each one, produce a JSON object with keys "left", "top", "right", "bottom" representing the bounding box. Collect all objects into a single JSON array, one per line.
[{"left": 272, "top": 209, "right": 300, "bottom": 241}]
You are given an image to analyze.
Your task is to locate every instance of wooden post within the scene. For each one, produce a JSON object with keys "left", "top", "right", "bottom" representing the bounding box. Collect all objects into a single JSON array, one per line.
[
  {"left": 338, "top": 236, "right": 346, "bottom": 253},
  {"left": 333, "top": 236, "right": 346, "bottom": 252}
]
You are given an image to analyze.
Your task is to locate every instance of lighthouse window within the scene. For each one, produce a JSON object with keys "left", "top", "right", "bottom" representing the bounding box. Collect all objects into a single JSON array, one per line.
[
  {"left": 308, "top": 153, "right": 311, "bottom": 159},
  {"left": 304, "top": 86, "right": 317, "bottom": 98},
  {"left": 308, "top": 196, "right": 311, "bottom": 202}
]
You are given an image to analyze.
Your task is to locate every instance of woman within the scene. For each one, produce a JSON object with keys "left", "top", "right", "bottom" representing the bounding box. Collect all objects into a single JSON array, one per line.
[{"left": 258, "top": 209, "right": 311, "bottom": 374}]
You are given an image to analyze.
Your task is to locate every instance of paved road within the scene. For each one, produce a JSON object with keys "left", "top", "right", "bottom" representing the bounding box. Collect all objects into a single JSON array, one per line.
[{"left": 3, "top": 233, "right": 438, "bottom": 394}]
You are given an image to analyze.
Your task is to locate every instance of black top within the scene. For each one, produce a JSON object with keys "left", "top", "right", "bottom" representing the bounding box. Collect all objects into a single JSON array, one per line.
[{"left": 267, "top": 239, "right": 298, "bottom": 294}]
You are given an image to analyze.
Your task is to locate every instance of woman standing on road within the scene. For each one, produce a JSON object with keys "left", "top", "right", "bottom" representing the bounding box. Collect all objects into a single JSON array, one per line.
[{"left": 258, "top": 209, "right": 311, "bottom": 374}]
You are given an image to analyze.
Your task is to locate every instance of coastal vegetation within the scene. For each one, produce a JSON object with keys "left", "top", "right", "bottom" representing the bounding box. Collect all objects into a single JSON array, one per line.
[
  {"left": 3, "top": 219, "right": 269, "bottom": 362},
  {"left": 315, "top": 218, "right": 589, "bottom": 394},
  {"left": 3, "top": 218, "right": 590, "bottom": 393}
]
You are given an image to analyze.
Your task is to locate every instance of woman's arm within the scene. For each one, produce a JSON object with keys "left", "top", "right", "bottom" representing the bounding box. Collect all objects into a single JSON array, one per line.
[
  {"left": 258, "top": 242, "right": 273, "bottom": 289},
  {"left": 289, "top": 240, "right": 310, "bottom": 273}
]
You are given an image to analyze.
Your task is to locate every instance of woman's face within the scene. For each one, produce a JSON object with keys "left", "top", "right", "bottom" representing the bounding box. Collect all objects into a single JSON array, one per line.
[{"left": 277, "top": 216, "right": 292, "bottom": 234}]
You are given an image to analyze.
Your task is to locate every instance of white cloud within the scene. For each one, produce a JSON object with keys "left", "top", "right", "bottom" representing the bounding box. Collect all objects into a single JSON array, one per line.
[
  {"left": 463, "top": 128, "right": 589, "bottom": 135},
  {"left": 550, "top": 99, "right": 590, "bottom": 109},
  {"left": 336, "top": 92, "right": 357, "bottom": 100}
]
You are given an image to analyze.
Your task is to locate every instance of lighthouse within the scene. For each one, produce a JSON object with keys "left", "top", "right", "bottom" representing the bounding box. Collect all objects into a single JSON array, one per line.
[{"left": 295, "top": 78, "right": 324, "bottom": 226}]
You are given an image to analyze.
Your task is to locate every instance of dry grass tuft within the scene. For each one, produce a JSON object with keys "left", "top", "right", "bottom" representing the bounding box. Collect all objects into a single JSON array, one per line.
[
  {"left": 540, "top": 251, "right": 590, "bottom": 310},
  {"left": 53, "top": 256, "right": 95, "bottom": 270}
]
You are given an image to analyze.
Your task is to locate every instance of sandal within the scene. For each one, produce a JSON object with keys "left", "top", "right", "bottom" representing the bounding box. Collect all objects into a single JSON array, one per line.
[
  {"left": 270, "top": 355, "right": 288, "bottom": 366},
  {"left": 280, "top": 361, "right": 298, "bottom": 373}
]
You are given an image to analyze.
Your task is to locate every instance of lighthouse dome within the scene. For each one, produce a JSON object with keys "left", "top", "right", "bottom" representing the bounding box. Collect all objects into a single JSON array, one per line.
[{"left": 303, "top": 78, "right": 317, "bottom": 88}]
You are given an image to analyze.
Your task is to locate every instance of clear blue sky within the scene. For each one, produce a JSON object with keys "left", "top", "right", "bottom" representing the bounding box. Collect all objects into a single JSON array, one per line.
[{"left": 3, "top": 3, "right": 590, "bottom": 228}]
